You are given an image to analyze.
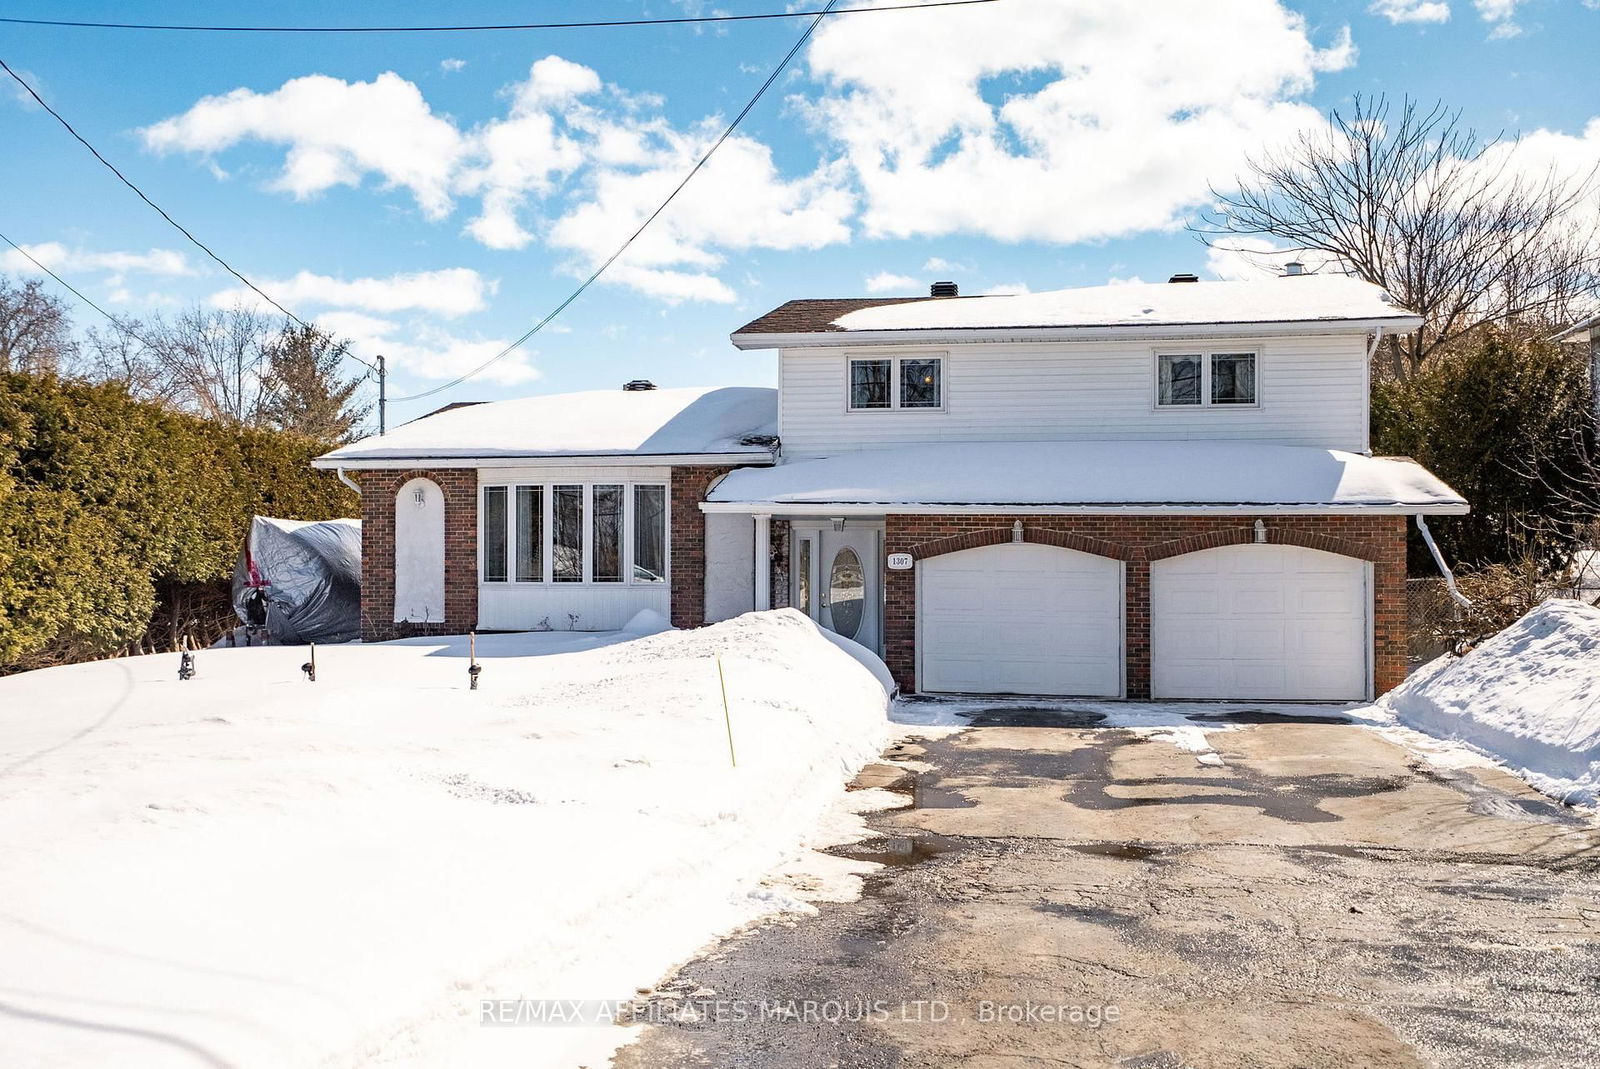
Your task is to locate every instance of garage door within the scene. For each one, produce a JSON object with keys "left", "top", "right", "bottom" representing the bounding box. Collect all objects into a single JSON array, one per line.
[
  {"left": 919, "top": 543, "right": 1122, "bottom": 696},
  {"left": 1151, "top": 544, "right": 1368, "bottom": 701}
]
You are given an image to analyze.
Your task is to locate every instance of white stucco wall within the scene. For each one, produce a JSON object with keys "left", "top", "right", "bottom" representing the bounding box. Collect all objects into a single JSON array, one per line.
[
  {"left": 704, "top": 512, "right": 755, "bottom": 623},
  {"left": 394, "top": 477, "right": 446, "bottom": 624}
]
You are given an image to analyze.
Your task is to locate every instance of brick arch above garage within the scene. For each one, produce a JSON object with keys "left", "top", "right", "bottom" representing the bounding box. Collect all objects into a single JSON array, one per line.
[{"left": 881, "top": 513, "right": 1409, "bottom": 700}]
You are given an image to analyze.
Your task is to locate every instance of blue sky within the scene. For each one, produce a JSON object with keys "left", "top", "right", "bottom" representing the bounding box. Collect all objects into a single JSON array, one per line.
[{"left": 3, "top": 0, "right": 1598, "bottom": 425}]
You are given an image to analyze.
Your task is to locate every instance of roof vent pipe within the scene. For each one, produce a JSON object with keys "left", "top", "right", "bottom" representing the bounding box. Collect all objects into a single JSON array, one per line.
[
  {"left": 930, "top": 281, "right": 958, "bottom": 297},
  {"left": 622, "top": 379, "right": 657, "bottom": 391},
  {"left": 1167, "top": 272, "right": 1199, "bottom": 283},
  {"left": 1284, "top": 260, "right": 1305, "bottom": 276}
]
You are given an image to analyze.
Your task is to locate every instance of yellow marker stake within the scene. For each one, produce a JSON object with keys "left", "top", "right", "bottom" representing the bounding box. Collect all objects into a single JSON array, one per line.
[{"left": 716, "top": 654, "right": 736, "bottom": 768}]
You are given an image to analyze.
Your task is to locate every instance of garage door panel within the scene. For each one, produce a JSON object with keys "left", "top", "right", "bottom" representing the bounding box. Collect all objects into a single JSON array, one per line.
[
  {"left": 1152, "top": 544, "right": 1367, "bottom": 701},
  {"left": 920, "top": 543, "right": 1122, "bottom": 697}
]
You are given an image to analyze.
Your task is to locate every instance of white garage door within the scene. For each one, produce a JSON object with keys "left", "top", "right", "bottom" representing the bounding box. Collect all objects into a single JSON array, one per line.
[
  {"left": 1151, "top": 544, "right": 1368, "bottom": 701},
  {"left": 919, "top": 543, "right": 1122, "bottom": 696}
]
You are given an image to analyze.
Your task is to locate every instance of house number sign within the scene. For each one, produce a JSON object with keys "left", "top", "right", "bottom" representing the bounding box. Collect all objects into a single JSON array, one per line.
[{"left": 886, "top": 553, "right": 914, "bottom": 570}]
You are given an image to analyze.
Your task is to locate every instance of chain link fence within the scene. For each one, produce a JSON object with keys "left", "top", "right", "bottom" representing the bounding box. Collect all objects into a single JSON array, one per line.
[{"left": 1408, "top": 567, "right": 1600, "bottom": 670}]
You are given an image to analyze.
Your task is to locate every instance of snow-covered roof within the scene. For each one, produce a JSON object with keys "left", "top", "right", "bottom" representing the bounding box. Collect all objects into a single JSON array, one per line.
[
  {"left": 703, "top": 441, "right": 1467, "bottom": 515},
  {"left": 732, "top": 276, "right": 1421, "bottom": 347},
  {"left": 315, "top": 386, "right": 778, "bottom": 468}
]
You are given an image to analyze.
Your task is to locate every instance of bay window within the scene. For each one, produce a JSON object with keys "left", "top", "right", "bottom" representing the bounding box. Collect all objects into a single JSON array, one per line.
[{"left": 481, "top": 481, "right": 668, "bottom": 585}]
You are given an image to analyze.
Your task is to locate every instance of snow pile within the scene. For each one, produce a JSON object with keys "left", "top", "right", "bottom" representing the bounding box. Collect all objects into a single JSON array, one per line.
[
  {"left": 0, "top": 609, "right": 889, "bottom": 1068},
  {"left": 708, "top": 440, "right": 1466, "bottom": 510},
  {"left": 1381, "top": 599, "right": 1600, "bottom": 805}
]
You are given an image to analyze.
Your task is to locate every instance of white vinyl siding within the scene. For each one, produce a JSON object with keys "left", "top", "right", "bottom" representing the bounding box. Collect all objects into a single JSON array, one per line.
[{"left": 778, "top": 334, "right": 1369, "bottom": 456}]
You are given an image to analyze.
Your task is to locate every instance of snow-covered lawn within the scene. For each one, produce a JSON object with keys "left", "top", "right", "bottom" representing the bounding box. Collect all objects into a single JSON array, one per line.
[
  {"left": 1372, "top": 599, "right": 1600, "bottom": 807},
  {"left": 0, "top": 609, "right": 890, "bottom": 1069}
]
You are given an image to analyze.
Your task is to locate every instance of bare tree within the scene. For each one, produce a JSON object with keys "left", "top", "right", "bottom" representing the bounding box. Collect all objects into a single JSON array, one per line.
[
  {"left": 81, "top": 304, "right": 277, "bottom": 423},
  {"left": 0, "top": 275, "right": 78, "bottom": 374},
  {"left": 1199, "top": 96, "right": 1600, "bottom": 379}
]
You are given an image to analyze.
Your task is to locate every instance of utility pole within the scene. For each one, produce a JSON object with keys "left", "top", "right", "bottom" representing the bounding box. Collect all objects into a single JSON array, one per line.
[{"left": 377, "top": 354, "right": 387, "bottom": 435}]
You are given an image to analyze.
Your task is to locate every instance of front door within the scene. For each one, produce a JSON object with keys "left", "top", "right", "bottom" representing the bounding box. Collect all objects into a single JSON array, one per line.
[{"left": 793, "top": 524, "right": 882, "bottom": 654}]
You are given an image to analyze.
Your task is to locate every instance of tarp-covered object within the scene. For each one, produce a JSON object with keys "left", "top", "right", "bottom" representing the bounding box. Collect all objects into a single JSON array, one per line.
[{"left": 232, "top": 517, "right": 361, "bottom": 644}]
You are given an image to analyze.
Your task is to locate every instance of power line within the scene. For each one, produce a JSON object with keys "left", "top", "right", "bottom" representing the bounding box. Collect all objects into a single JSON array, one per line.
[
  {"left": 390, "top": 0, "right": 847, "bottom": 403},
  {"left": 0, "top": 1, "right": 995, "bottom": 35},
  {"left": 0, "top": 58, "right": 380, "bottom": 377},
  {"left": 0, "top": 228, "right": 133, "bottom": 332}
]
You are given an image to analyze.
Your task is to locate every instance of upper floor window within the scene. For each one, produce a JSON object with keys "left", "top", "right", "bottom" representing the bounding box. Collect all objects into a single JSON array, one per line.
[
  {"left": 848, "top": 355, "right": 943, "bottom": 411},
  {"left": 1156, "top": 350, "right": 1258, "bottom": 407}
]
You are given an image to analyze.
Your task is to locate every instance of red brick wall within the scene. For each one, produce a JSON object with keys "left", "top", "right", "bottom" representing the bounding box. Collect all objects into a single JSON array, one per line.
[
  {"left": 884, "top": 514, "right": 1408, "bottom": 699},
  {"left": 670, "top": 466, "right": 738, "bottom": 628},
  {"left": 356, "top": 469, "right": 479, "bottom": 642}
]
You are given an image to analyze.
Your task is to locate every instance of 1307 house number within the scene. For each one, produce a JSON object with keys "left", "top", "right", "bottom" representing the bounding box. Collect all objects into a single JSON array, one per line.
[{"left": 886, "top": 553, "right": 913, "bottom": 570}]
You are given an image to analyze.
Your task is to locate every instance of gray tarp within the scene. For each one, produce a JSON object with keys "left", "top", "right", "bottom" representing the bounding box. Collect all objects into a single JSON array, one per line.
[{"left": 231, "top": 516, "right": 361, "bottom": 644}]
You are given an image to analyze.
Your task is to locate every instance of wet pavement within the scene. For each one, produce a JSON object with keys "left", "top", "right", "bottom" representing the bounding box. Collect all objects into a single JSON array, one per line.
[{"left": 612, "top": 707, "right": 1600, "bottom": 1069}]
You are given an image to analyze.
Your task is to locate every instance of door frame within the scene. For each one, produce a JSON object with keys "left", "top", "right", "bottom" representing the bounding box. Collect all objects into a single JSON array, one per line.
[
  {"left": 914, "top": 542, "right": 1126, "bottom": 698},
  {"left": 790, "top": 519, "right": 885, "bottom": 655}
]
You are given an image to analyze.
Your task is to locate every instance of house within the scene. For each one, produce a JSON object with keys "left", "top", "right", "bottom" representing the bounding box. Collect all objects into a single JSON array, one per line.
[
  {"left": 313, "top": 273, "right": 1468, "bottom": 701},
  {"left": 1552, "top": 313, "right": 1600, "bottom": 426}
]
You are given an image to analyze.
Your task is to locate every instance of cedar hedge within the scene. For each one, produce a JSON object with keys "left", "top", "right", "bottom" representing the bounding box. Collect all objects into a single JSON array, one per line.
[{"left": 0, "top": 373, "right": 356, "bottom": 670}]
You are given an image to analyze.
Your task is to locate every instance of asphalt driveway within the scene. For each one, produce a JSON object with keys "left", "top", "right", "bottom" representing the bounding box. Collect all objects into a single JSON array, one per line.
[{"left": 613, "top": 707, "right": 1600, "bottom": 1069}]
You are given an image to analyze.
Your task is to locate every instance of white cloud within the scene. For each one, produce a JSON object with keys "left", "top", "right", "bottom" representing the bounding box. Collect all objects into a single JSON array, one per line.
[
  {"left": 921, "top": 256, "right": 969, "bottom": 273},
  {"left": 316, "top": 310, "right": 538, "bottom": 386},
  {"left": 141, "top": 72, "right": 466, "bottom": 218},
  {"left": 0, "top": 241, "right": 195, "bottom": 282},
  {"left": 864, "top": 271, "right": 920, "bottom": 293},
  {"left": 800, "top": 0, "right": 1353, "bottom": 245},
  {"left": 980, "top": 282, "right": 1031, "bottom": 295},
  {"left": 439, "top": 58, "right": 467, "bottom": 74},
  {"left": 1475, "top": 0, "right": 1527, "bottom": 36},
  {"left": 207, "top": 268, "right": 495, "bottom": 318},
  {"left": 1369, "top": 0, "right": 1451, "bottom": 24}
]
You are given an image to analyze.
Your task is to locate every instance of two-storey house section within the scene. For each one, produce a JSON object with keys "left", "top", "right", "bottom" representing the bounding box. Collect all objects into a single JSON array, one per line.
[{"left": 708, "top": 274, "right": 1467, "bottom": 701}]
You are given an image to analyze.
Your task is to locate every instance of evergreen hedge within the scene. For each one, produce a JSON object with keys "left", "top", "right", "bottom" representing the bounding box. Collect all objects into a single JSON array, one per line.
[{"left": 0, "top": 372, "right": 356, "bottom": 669}]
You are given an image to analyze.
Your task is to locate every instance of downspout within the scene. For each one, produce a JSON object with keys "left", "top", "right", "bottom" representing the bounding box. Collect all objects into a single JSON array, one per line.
[
  {"left": 1362, "top": 326, "right": 1384, "bottom": 456},
  {"left": 1415, "top": 515, "right": 1472, "bottom": 609},
  {"left": 336, "top": 467, "right": 362, "bottom": 496}
]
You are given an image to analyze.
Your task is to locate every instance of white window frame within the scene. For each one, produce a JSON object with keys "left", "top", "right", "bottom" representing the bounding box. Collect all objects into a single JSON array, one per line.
[
  {"left": 478, "top": 480, "right": 669, "bottom": 587},
  {"left": 1152, "top": 347, "right": 1262, "bottom": 410},
  {"left": 845, "top": 352, "right": 947, "bottom": 413}
]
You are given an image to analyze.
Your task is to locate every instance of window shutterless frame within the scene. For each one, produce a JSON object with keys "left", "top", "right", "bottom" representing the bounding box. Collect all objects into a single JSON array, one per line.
[
  {"left": 479, "top": 481, "right": 669, "bottom": 586},
  {"left": 1151, "top": 347, "right": 1261, "bottom": 410},
  {"left": 844, "top": 351, "right": 947, "bottom": 413}
]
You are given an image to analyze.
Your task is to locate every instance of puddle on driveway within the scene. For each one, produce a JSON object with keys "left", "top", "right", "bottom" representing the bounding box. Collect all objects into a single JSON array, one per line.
[
  {"left": 829, "top": 833, "right": 964, "bottom": 868},
  {"left": 963, "top": 707, "right": 1110, "bottom": 728},
  {"left": 1066, "top": 841, "right": 1167, "bottom": 861},
  {"left": 1186, "top": 709, "right": 1353, "bottom": 725},
  {"left": 1410, "top": 762, "right": 1590, "bottom": 827}
]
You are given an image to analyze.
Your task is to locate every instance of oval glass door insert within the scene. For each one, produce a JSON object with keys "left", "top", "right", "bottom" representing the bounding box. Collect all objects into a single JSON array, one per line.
[{"left": 828, "top": 547, "right": 865, "bottom": 640}]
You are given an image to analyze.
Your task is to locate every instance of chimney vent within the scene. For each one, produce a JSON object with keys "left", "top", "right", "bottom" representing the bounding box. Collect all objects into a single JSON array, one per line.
[
  {"left": 1167, "top": 272, "right": 1199, "bottom": 284},
  {"left": 622, "top": 379, "right": 656, "bottom": 391},
  {"left": 930, "top": 280, "right": 959, "bottom": 297},
  {"left": 1284, "top": 260, "right": 1305, "bottom": 276}
]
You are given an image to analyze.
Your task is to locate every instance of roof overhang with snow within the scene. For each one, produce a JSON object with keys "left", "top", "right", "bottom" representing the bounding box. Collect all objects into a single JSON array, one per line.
[
  {"left": 701, "top": 441, "right": 1468, "bottom": 516},
  {"left": 313, "top": 386, "right": 779, "bottom": 470},
  {"left": 731, "top": 276, "right": 1423, "bottom": 350}
]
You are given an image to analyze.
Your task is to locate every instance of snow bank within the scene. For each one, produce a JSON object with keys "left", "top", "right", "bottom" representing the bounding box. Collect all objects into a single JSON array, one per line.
[
  {"left": 1381, "top": 600, "right": 1600, "bottom": 805},
  {"left": 0, "top": 608, "right": 889, "bottom": 1068}
]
